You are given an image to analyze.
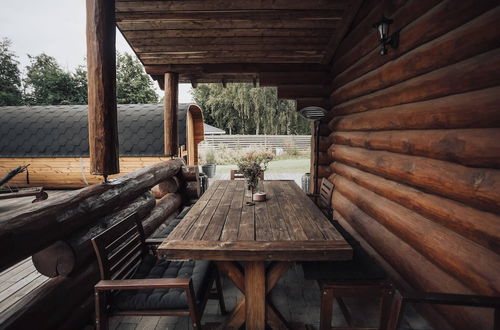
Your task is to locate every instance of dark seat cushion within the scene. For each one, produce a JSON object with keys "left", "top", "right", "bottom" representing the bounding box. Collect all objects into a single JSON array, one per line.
[
  {"left": 149, "top": 206, "right": 191, "bottom": 239},
  {"left": 302, "top": 244, "right": 386, "bottom": 282},
  {"left": 150, "top": 218, "right": 182, "bottom": 239},
  {"left": 112, "top": 255, "right": 211, "bottom": 310}
]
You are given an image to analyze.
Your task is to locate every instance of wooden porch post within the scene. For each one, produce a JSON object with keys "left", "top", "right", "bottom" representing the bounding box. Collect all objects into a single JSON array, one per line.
[
  {"left": 164, "top": 72, "right": 179, "bottom": 156},
  {"left": 86, "top": 0, "right": 119, "bottom": 176}
]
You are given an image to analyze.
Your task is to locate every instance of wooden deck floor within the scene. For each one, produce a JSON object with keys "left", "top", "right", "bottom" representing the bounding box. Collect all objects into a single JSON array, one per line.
[{"left": 0, "top": 259, "right": 49, "bottom": 317}]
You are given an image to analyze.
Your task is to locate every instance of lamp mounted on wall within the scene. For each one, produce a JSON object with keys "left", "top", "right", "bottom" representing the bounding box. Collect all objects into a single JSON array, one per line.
[
  {"left": 298, "top": 106, "right": 327, "bottom": 194},
  {"left": 373, "top": 16, "right": 399, "bottom": 55}
]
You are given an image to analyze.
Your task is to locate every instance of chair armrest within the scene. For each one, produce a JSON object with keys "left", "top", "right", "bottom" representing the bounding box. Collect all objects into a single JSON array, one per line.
[
  {"left": 95, "top": 278, "right": 191, "bottom": 291},
  {"left": 145, "top": 238, "right": 164, "bottom": 246},
  {"left": 404, "top": 291, "right": 500, "bottom": 308}
]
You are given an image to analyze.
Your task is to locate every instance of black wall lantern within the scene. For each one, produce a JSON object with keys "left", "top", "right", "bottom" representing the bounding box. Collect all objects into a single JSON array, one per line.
[{"left": 373, "top": 16, "right": 399, "bottom": 55}]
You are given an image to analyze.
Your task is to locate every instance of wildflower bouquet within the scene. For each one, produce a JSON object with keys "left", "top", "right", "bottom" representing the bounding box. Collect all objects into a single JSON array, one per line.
[{"left": 236, "top": 150, "right": 274, "bottom": 192}]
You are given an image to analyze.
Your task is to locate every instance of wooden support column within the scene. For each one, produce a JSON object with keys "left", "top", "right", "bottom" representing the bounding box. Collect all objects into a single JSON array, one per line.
[
  {"left": 164, "top": 72, "right": 179, "bottom": 156},
  {"left": 86, "top": 0, "right": 119, "bottom": 176}
]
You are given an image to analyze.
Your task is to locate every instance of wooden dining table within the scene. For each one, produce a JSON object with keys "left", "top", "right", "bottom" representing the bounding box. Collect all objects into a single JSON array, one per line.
[{"left": 158, "top": 180, "right": 352, "bottom": 329}]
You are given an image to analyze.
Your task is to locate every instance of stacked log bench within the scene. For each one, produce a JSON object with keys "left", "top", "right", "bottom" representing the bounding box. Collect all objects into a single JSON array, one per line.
[{"left": 0, "top": 160, "right": 201, "bottom": 330}]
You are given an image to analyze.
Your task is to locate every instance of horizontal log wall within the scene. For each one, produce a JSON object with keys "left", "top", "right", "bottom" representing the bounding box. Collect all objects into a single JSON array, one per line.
[
  {"left": 0, "top": 157, "right": 174, "bottom": 189},
  {"left": 326, "top": 1, "right": 500, "bottom": 329}
]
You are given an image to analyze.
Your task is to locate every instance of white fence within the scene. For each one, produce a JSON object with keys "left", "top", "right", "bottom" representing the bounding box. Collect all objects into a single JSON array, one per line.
[{"left": 199, "top": 135, "right": 311, "bottom": 151}]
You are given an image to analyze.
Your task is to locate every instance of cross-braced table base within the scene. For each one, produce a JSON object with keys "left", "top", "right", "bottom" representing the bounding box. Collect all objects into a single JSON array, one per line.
[{"left": 215, "top": 261, "right": 291, "bottom": 330}]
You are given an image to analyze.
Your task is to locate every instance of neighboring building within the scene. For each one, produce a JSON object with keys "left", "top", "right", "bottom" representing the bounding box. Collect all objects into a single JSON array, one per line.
[
  {"left": 0, "top": 104, "right": 204, "bottom": 188},
  {"left": 204, "top": 124, "right": 226, "bottom": 135}
]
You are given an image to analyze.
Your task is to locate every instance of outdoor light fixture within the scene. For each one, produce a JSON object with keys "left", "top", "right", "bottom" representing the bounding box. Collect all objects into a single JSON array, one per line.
[
  {"left": 373, "top": 16, "right": 399, "bottom": 55},
  {"left": 298, "top": 106, "right": 327, "bottom": 194}
]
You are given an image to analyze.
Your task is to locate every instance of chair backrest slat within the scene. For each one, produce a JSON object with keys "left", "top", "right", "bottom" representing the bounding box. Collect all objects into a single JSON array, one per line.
[
  {"left": 109, "top": 238, "right": 143, "bottom": 274},
  {"left": 318, "top": 179, "right": 334, "bottom": 209},
  {"left": 112, "top": 248, "right": 144, "bottom": 280},
  {"left": 91, "top": 213, "right": 148, "bottom": 280}
]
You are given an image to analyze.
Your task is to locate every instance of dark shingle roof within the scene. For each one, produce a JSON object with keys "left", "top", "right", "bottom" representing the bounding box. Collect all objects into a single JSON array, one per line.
[{"left": 0, "top": 104, "right": 191, "bottom": 157}]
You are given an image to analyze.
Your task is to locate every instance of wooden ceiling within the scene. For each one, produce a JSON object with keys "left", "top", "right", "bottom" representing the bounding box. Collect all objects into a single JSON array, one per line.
[{"left": 116, "top": 0, "right": 361, "bottom": 85}]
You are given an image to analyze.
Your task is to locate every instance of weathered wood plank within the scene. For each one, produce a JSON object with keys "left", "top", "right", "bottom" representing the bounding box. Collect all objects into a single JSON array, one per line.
[
  {"left": 202, "top": 181, "right": 236, "bottom": 240},
  {"left": 261, "top": 181, "right": 291, "bottom": 241},
  {"left": 158, "top": 240, "right": 352, "bottom": 261},
  {"left": 220, "top": 181, "right": 245, "bottom": 241},
  {"left": 167, "top": 180, "right": 221, "bottom": 240},
  {"left": 184, "top": 182, "right": 228, "bottom": 240}
]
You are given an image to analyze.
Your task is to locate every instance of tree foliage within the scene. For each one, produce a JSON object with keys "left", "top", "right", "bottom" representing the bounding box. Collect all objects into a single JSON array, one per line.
[
  {"left": 0, "top": 39, "right": 23, "bottom": 105},
  {"left": 24, "top": 54, "right": 82, "bottom": 105},
  {"left": 192, "top": 83, "right": 310, "bottom": 135},
  {"left": 0, "top": 38, "right": 160, "bottom": 106},
  {"left": 116, "top": 52, "right": 158, "bottom": 104}
]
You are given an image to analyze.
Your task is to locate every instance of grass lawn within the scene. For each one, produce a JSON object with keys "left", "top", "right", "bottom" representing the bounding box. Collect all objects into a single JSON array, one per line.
[{"left": 212, "top": 158, "right": 310, "bottom": 175}]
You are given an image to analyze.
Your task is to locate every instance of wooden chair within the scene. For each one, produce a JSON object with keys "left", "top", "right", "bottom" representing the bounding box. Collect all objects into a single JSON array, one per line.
[
  {"left": 91, "top": 213, "right": 225, "bottom": 330},
  {"left": 229, "top": 169, "right": 264, "bottom": 180},
  {"left": 308, "top": 178, "right": 334, "bottom": 218},
  {"left": 303, "top": 221, "right": 394, "bottom": 330},
  {"left": 386, "top": 290, "right": 500, "bottom": 330}
]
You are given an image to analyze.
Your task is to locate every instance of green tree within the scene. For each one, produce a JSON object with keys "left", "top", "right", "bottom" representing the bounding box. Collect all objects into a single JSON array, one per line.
[
  {"left": 0, "top": 39, "right": 23, "bottom": 105},
  {"left": 71, "top": 64, "right": 88, "bottom": 104},
  {"left": 116, "top": 52, "right": 158, "bottom": 104},
  {"left": 24, "top": 53, "right": 79, "bottom": 105},
  {"left": 192, "top": 83, "right": 309, "bottom": 135}
]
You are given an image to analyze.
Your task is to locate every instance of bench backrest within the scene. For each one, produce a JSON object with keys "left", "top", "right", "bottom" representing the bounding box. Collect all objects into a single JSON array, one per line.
[
  {"left": 91, "top": 214, "right": 148, "bottom": 280},
  {"left": 230, "top": 169, "right": 264, "bottom": 180}
]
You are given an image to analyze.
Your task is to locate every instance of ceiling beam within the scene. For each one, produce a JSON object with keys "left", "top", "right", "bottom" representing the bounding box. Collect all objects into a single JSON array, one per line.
[
  {"left": 117, "top": 19, "right": 339, "bottom": 31},
  {"left": 128, "top": 36, "right": 330, "bottom": 46},
  {"left": 115, "top": 0, "right": 347, "bottom": 12},
  {"left": 259, "top": 72, "right": 330, "bottom": 86},
  {"left": 321, "top": 0, "right": 363, "bottom": 65},
  {"left": 116, "top": 9, "right": 344, "bottom": 21},
  {"left": 145, "top": 63, "right": 329, "bottom": 75},
  {"left": 142, "top": 57, "right": 322, "bottom": 65},
  {"left": 124, "top": 28, "right": 334, "bottom": 39},
  {"left": 139, "top": 50, "right": 323, "bottom": 59},
  {"left": 134, "top": 43, "right": 326, "bottom": 52}
]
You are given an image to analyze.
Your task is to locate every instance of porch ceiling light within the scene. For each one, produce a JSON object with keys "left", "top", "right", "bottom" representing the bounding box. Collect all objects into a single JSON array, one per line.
[
  {"left": 298, "top": 106, "right": 327, "bottom": 195},
  {"left": 298, "top": 106, "right": 327, "bottom": 121},
  {"left": 373, "top": 16, "right": 399, "bottom": 55}
]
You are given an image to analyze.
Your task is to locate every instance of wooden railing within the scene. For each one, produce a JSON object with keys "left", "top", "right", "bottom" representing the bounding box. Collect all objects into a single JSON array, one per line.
[{"left": 0, "top": 159, "right": 200, "bottom": 329}]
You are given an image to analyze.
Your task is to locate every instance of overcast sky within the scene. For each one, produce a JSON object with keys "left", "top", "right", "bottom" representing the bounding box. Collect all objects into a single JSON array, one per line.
[{"left": 0, "top": 0, "right": 193, "bottom": 102}]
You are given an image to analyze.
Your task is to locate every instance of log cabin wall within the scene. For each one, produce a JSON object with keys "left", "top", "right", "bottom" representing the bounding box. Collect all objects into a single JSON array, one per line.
[{"left": 324, "top": 1, "right": 500, "bottom": 329}]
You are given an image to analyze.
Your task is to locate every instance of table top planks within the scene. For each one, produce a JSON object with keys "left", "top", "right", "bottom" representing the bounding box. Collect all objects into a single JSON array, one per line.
[{"left": 158, "top": 180, "right": 352, "bottom": 261}]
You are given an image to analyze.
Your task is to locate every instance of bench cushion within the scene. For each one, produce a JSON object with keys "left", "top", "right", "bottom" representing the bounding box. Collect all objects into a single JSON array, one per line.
[
  {"left": 149, "top": 206, "right": 192, "bottom": 239},
  {"left": 112, "top": 255, "right": 211, "bottom": 310},
  {"left": 150, "top": 218, "right": 182, "bottom": 239},
  {"left": 176, "top": 206, "right": 192, "bottom": 219},
  {"left": 302, "top": 244, "right": 386, "bottom": 282}
]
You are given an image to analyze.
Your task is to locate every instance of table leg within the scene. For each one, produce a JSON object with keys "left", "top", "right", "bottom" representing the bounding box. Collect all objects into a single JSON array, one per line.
[
  {"left": 245, "top": 261, "right": 266, "bottom": 329},
  {"left": 215, "top": 261, "right": 291, "bottom": 329}
]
